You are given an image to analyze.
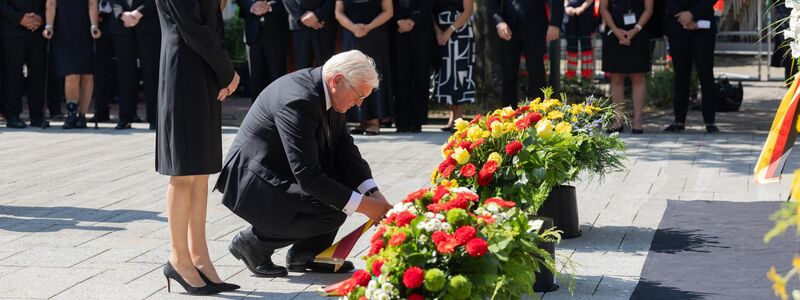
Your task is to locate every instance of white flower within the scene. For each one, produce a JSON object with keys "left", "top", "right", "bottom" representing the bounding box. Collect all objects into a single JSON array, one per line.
[
  {"left": 418, "top": 234, "right": 429, "bottom": 243},
  {"left": 486, "top": 203, "right": 500, "bottom": 213},
  {"left": 377, "top": 293, "right": 391, "bottom": 300},
  {"left": 424, "top": 222, "right": 436, "bottom": 232},
  {"left": 441, "top": 222, "right": 452, "bottom": 232},
  {"left": 380, "top": 282, "right": 394, "bottom": 293},
  {"left": 435, "top": 213, "right": 445, "bottom": 220},
  {"left": 425, "top": 212, "right": 435, "bottom": 219},
  {"left": 450, "top": 187, "right": 474, "bottom": 194}
]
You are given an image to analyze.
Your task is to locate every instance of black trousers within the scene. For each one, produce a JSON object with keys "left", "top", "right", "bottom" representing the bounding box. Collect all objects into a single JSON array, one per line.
[
  {"left": 391, "top": 26, "right": 433, "bottom": 130},
  {"left": 112, "top": 33, "right": 160, "bottom": 124},
  {"left": 247, "top": 23, "right": 288, "bottom": 101},
  {"left": 500, "top": 29, "right": 546, "bottom": 108},
  {"left": 3, "top": 35, "right": 46, "bottom": 121},
  {"left": 44, "top": 41, "right": 64, "bottom": 116},
  {"left": 668, "top": 33, "right": 717, "bottom": 124},
  {"left": 93, "top": 29, "right": 114, "bottom": 117},
  {"left": 241, "top": 197, "right": 347, "bottom": 259},
  {"left": 291, "top": 26, "right": 336, "bottom": 69}
]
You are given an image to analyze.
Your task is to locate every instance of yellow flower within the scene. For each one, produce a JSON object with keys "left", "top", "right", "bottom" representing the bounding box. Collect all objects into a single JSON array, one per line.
[
  {"left": 454, "top": 118, "right": 469, "bottom": 132},
  {"left": 536, "top": 119, "right": 554, "bottom": 139},
  {"left": 431, "top": 169, "right": 439, "bottom": 184},
  {"left": 542, "top": 99, "right": 562, "bottom": 110},
  {"left": 569, "top": 104, "right": 584, "bottom": 115},
  {"left": 504, "top": 122, "right": 517, "bottom": 133},
  {"left": 793, "top": 256, "right": 800, "bottom": 269},
  {"left": 488, "top": 152, "right": 503, "bottom": 165},
  {"left": 547, "top": 111, "right": 564, "bottom": 120},
  {"left": 491, "top": 122, "right": 504, "bottom": 138},
  {"left": 448, "top": 179, "right": 459, "bottom": 188},
  {"left": 584, "top": 105, "right": 601, "bottom": 115},
  {"left": 768, "top": 266, "right": 789, "bottom": 300},
  {"left": 501, "top": 106, "right": 515, "bottom": 117},
  {"left": 442, "top": 148, "right": 454, "bottom": 159},
  {"left": 467, "top": 126, "right": 483, "bottom": 141},
  {"left": 451, "top": 147, "right": 470, "bottom": 165},
  {"left": 555, "top": 121, "right": 573, "bottom": 135},
  {"left": 531, "top": 97, "right": 542, "bottom": 105},
  {"left": 482, "top": 130, "right": 491, "bottom": 138}
]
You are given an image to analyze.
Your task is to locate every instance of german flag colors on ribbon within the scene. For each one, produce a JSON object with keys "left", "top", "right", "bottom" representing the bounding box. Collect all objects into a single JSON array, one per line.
[
  {"left": 755, "top": 75, "right": 800, "bottom": 184},
  {"left": 314, "top": 219, "right": 375, "bottom": 272}
]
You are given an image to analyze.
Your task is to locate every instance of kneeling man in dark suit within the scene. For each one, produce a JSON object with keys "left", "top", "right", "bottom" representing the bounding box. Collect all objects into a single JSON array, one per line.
[{"left": 215, "top": 50, "right": 393, "bottom": 277}]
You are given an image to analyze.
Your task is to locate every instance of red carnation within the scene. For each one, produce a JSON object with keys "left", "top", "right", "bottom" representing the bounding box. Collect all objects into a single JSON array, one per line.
[
  {"left": 359, "top": 297, "right": 367, "bottom": 300},
  {"left": 435, "top": 234, "right": 459, "bottom": 254},
  {"left": 477, "top": 214, "right": 496, "bottom": 224},
  {"left": 469, "top": 138, "right": 485, "bottom": 150},
  {"left": 454, "top": 226, "right": 477, "bottom": 245},
  {"left": 515, "top": 117, "right": 532, "bottom": 130},
  {"left": 408, "top": 294, "right": 424, "bottom": 300},
  {"left": 466, "top": 238, "right": 489, "bottom": 257},
  {"left": 505, "top": 141, "right": 523, "bottom": 156},
  {"left": 402, "top": 267, "right": 425, "bottom": 289},
  {"left": 444, "top": 139, "right": 455, "bottom": 150},
  {"left": 337, "top": 279, "right": 358, "bottom": 295},
  {"left": 438, "top": 156, "right": 456, "bottom": 173},
  {"left": 456, "top": 192, "right": 479, "bottom": 202},
  {"left": 432, "top": 186, "right": 450, "bottom": 203},
  {"left": 517, "top": 105, "right": 530, "bottom": 113},
  {"left": 481, "top": 161, "right": 499, "bottom": 174},
  {"left": 427, "top": 202, "right": 447, "bottom": 213},
  {"left": 389, "top": 232, "right": 407, "bottom": 246},
  {"left": 458, "top": 141, "right": 472, "bottom": 150},
  {"left": 368, "top": 239, "right": 384, "bottom": 255},
  {"left": 460, "top": 131, "right": 468, "bottom": 139},
  {"left": 353, "top": 270, "right": 371, "bottom": 286},
  {"left": 460, "top": 164, "right": 476, "bottom": 177},
  {"left": 371, "top": 226, "right": 386, "bottom": 243},
  {"left": 477, "top": 170, "right": 494, "bottom": 187},
  {"left": 431, "top": 231, "right": 449, "bottom": 244},
  {"left": 527, "top": 112, "right": 542, "bottom": 123},
  {"left": 403, "top": 188, "right": 429, "bottom": 203},
  {"left": 394, "top": 211, "right": 417, "bottom": 227},
  {"left": 469, "top": 114, "right": 482, "bottom": 125},
  {"left": 442, "top": 164, "right": 455, "bottom": 178},
  {"left": 445, "top": 197, "right": 469, "bottom": 211},
  {"left": 485, "top": 197, "right": 516, "bottom": 208},
  {"left": 371, "top": 260, "right": 384, "bottom": 276}
]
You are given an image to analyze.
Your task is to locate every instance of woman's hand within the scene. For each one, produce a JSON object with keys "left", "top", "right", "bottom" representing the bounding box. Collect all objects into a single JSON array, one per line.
[
  {"left": 90, "top": 25, "right": 101, "bottom": 39},
  {"left": 565, "top": 6, "right": 575, "bottom": 16},
  {"left": 353, "top": 23, "right": 368, "bottom": 38},
  {"left": 218, "top": 72, "right": 240, "bottom": 101},
  {"left": 437, "top": 28, "right": 452, "bottom": 46},
  {"left": 612, "top": 27, "right": 630, "bottom": 46},
  {"left": 42, "top": 25, "right": 53, "bottom": 39}
]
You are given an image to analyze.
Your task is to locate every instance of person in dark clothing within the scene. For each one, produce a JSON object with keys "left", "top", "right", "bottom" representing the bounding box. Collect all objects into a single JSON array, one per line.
[
  {"left": 89, "top": 0, "right": 114, "bottom": 123},
  {"left": 108, "top": 0, "right": 160, "bottom": 130},
  {"left": 772, "top": 0, "right": 795, "bottom": 82},
  {"left": 488, "top": 0, "right": 564, "bottom": 108},
  {"left": 390, "top": 0, "right": 433, "bottom": 133},
  {"left": 662, "top": 0, "right": 718, "bottom": 133},
  {"left": 237, "top": 0, "right": 289, "bottom": 102},
  {"left": 284, "top": 0, "right": 336, "bottom": 69},
  {"left": 154, "top": 0, "right": 241, "bottom": 294},
  {"left": 0, "top": 0, "right": 47, "bottom": 128},
  {"left": 564, "top": 0, "right": 596, "bottom": 80},
  {"left": 336, "top": 0, "right": 393, "bottom": 135}
]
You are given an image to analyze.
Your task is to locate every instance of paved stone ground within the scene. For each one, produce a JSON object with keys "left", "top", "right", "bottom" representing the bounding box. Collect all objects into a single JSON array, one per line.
[{"left": 0, "top": 81, "right": 796, "bottom": 299}]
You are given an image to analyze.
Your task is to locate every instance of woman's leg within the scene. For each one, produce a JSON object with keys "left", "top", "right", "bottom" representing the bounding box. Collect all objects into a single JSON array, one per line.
[
  {"left": 609, "top": 73, "right": 625, "bottom": 128},
  {"left": 64, "top": 75, "right": 80, "bottom": 103},
  {"left": 630, "top": 73, "right": 646, "bottom": 130},
  {"left": 187, "top": 174, "right": 223, "bottom": 283},
  {"left": 167, "top": 175, "right": 206, "bottom": 287},
  {"left": 451, "top": 104, "right": 465, "bottom": 125},
  {"left": 78, "top": 74, "right": 94, "bottom": 114}
]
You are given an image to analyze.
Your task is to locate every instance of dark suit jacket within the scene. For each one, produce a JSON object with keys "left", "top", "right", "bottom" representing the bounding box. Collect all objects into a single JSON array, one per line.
[
  {"left": 283, "top": 0, "right": 333, "bottom": 31},
  {"left": 215, "top": 67, "right": 373, "bottom": 230},
  {"left": 487, "top": 0, "right": 564, "bottom": 36},
  {"left": 108, "top": 0, "right": 160, "bottom": 35},
  {"left": 236, "top": 0, "right": 288, "bottom": 45},
  {"left": 0, "top": 0, "right": 45, "bottom": 38},
  {"left": 662, "top": 0, "right": 716, "bottom": 36},
  {"left": 392, "top": 0, "right": 433, "bottom": 25}
]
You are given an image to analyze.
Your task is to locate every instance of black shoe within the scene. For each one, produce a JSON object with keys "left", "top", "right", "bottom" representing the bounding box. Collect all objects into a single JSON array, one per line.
[
  {"left": 631, "top": 128, "right": 644, "bottom": 134},
  {"left": 440, "top": 126, "right": 455, "bottom": 133},
  {"left": 705, "top": 124, "right": 720, "bottom": 133},
  {"left": 605, "top": 125, "right": 624, "bottom": 134},
  {"left": 396, "top": 127, "right": 411, "bottom": 133},
  {"left": 380, "top": 120, "right": 393, "bottom": 128},
  {"left": 286, "top": 251, "right": 355, "bottom": 273},
  {"left": 74, "top": 114, "right": 87, "bottom": 129},
  {"left": 6, "top": 115, "right": 26, "bottom": 128},
  {"left": 228, "top": 232, "right": 288, "bottom": 277},
  {"left": 350, "top": 128, "right": 365, "bottom": 135},
  {"left": 115, "top": 119, "right": 132, "bottom": 130},
  {"left": 196, "top": 267, "right": 240, "bottom": 292},
  {"left": 49, "top": 112, "right": 64, "bottom": 120},
  {"left": 411, "top": 126, "right": 422, "bottom": 133},
  {"left": 163, "top": 262, "right": 220, "bottom": 295},
  {"left": 149, "top": 123, "right": 156, "bottom": 130},
  {"left": 663, "top": 123, "right": 685, "bottom": 132},
  {"left": 88, "top": 113, "right": 110, "bottom": 123},
  {"left": 30, "top": 118, "right": 49, "bottom": 128},
  {"left": 62, "top": 114, "right": 78, "bottom": 129}
]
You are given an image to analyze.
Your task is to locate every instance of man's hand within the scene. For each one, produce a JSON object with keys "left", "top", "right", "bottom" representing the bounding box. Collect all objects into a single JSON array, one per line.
[
  {"left": 121, "top": 11, "right": 140, "bottom": 28},
  {"left": 356, "top": 195, "right": 393, "bottom": 221},
  {"left": 546, "top": 25, "right": 560, "bottom": 42},
  {"left": 496, "top": 22, "right": 512, "bottom": 41},
  {"left": 675, "top": 11, "right": 694, "bottom": 28},
  {"left": 301, "top": 11, "right": 323, "bottom": 30},
  {"left": 251, "top": 0, "right": 271, "bottom": 16},
  {"left": 28, "top": 13, "right": 43, "bottom": 31},
  {"left": 397, "top": 19, "right": 414, "bottom": 33}
]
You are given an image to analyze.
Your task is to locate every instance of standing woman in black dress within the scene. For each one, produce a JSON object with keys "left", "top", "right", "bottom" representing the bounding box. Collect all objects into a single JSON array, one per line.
[
  {"left": 154, "top": 0, "right": 240, "bottom": 295},
  {"left": 432, "top": 0, "right": 475, "bottom": 132},
  {"left": 42, "top": 0, "right": 102, "bottom": 129},
  {"left": 335, "top": 0, "right": 393, "bottom": 135},
  {"left": 600, "top": 0, "right": 653, "bottom": 134}
]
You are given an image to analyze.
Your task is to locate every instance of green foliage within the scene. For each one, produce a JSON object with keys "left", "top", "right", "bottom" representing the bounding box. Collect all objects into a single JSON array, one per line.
[
  {"left": 646, "top": 67, "right": 699, "bottom": 109},
  {"left": 224, "top": 13, "right": 246, "bottom": 63},
  {"left": 765, "top": 201, "right": 798, "bottom": 244}
]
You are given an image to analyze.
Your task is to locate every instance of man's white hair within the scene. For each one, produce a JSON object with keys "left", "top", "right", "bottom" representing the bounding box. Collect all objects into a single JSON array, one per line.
[{"left": 323, "top": 50, "right": 380, "bottom": 89}]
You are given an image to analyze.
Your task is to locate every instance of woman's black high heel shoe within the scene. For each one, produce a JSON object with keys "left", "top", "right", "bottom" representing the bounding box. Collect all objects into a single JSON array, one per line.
[
  {"left": 196, "top": 267, "right": 240, "bottom": 292},
  {"left": 163, "top": 262, "right": 220, "bottom": 295}
]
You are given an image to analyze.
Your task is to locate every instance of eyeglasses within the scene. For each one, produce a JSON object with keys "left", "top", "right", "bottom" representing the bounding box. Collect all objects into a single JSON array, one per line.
[{"left": 342, "top": 77, "right": 367, "bottom": 102}]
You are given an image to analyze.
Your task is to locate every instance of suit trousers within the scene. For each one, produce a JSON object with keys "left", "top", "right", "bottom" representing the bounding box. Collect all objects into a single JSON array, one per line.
[
  {"left": 668, "top": 33, "right": 717, "bottom": 124},
  {"left": 93, "top": 30, "right": 114, "bottom": 117},
  {"left": 113, "top": 33, "right": 160, "bottom": 124},
  {"left": 291, "top": 26, "right": 336, "bottom": 69},
  {"left": 3, "top": 36, "right": 46, "bottom": 121},
  {"left": 391, "top": 27, "right": 433, "bottom": 130},
  {"left": 247, "top": 23, "right": 288, "bottom": 102},
  {"left": 242, "top": 196, "right": 347, "bottom": 258},
  {"left": 500, "top": 30, "right": 546, "bottom": 108}
]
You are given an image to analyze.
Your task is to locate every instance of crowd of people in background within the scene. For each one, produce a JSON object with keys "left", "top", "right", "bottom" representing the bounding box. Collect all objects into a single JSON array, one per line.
[{"left": 0, "top": 0, "right": 723, "bottom": 134}]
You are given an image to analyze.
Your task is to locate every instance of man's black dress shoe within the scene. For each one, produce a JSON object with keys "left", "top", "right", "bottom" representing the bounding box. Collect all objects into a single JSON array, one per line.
[
  {"left": 663, "top": 123, "right": 685, "bottom": 132},
  {"left": 30, "top": 118, "right": 49, "bottom": 128},
  {"left": 350, "top": 128, "right": 365, "bottom": 135},
  {"left": 6, "top": 115, "right": 26, "bottom": 128},
  {"left": 115, "top": 118, "right": 132, "bottom": 130},
  {"left": 229, "top": 232, "right": 288, "bottom": 277},
  {"left": 705, "top": 124, "right": 720, "bottom": 133},
  {"left": 396, "top": 127, "right": 411, "bottom": 133},
  {"left": 88, "top": 113, "right": 110, "bottom": 123},
  {"left": 286, "top": 251, "right": 355, "bottom": 273}
]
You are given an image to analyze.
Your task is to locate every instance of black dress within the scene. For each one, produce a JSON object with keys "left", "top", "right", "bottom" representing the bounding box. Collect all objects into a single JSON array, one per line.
[
  {"left": 341, "top": 0, "right": 393, "bottom": 122},
  {"left": 432, "top": 0, "right": 475, "bottom": 105},
  {"left": 154, "top": 0, "right": 235, "bottom": 176},
  {"left": 601, "top": 0, "right": 651, "bottom": 74},
  {"left": 53, "top": 0, "right": 94, "bottom": 76}
]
